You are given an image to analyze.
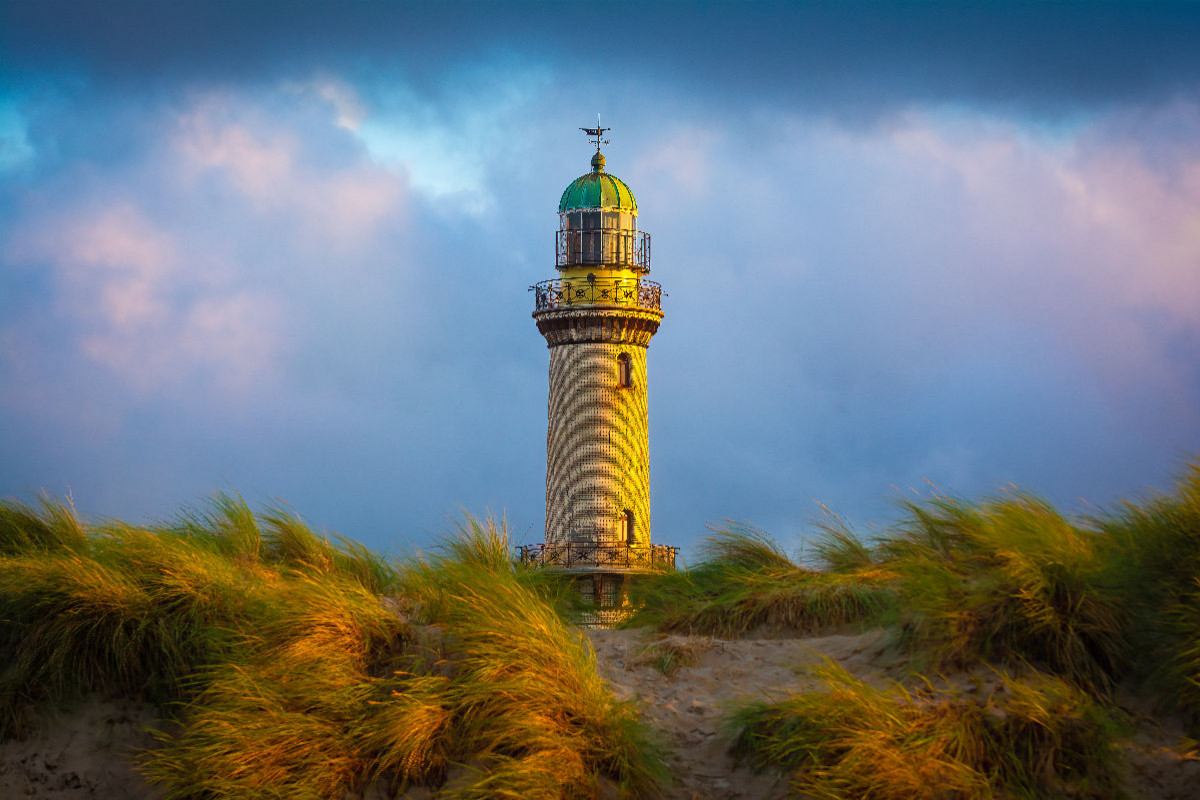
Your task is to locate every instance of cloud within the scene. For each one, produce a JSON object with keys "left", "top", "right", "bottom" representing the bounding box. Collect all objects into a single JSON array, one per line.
[
  {"left": 5, "top": 2, "right": 1200, "bottom": 118},
  {"left": 2, "top": 15, "right": 1199, "bottom": 554},
  {"left": 2, "top": 84, "right": 416, "bottom": 407},
  {"left": 287, "top": 77, "right": 367, "bottom": 131},
  {"left": 630, "top": 101, "right": 1200, "bottom": 539},
  {"left": 0, "top": 100, "right": 34, "bottom": 172},
  {"left": 7, "top": 201, "right": 283, "bottom": 394},
  {"left": 171, "top": 91, "right": 407, "bottom": 247},
  {"left": 174, "top": 102, "right": 300, "bottom": 204}
]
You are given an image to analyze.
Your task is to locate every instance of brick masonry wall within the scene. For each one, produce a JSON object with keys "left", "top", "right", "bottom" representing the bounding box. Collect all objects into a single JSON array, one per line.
[{"left": 545, "top": 341, "right": 651, "bottom": 547}]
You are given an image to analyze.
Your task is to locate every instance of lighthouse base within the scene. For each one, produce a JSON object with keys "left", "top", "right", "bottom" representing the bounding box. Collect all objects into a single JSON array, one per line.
[{"left": 573, "top": 572, "right": 634, "bottom": 628}]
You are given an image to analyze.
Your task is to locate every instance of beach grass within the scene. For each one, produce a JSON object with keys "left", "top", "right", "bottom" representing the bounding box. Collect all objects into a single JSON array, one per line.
[
  {"left": 728, "top": 660, "right": 1128, "bottom": 800},
  {"left": 0, "top": 499, "right": 665, "bottom": 798},
  {"left": 625, "top": 522, "right": 897, "bottom": 637},
  {"left": 4, "top": 459, "right": 1200, "bottom": 797}
]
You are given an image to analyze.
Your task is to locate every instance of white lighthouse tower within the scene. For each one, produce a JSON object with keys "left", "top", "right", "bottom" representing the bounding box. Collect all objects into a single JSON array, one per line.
[{"left": 520, "top": 126, "right": 677, "bottom": 625}]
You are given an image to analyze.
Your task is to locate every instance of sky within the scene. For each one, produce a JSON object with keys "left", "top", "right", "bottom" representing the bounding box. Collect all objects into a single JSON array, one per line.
[{"left": 2, "top": 1, "right": 1200, "bottom": 559}]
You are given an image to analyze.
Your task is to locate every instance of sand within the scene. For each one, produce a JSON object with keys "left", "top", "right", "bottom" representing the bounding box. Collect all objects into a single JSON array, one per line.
[
  {"left": 585, "top": 627, "right": 896, "bottom": 800},
  {"left": 0, "top": 698, "right": 163, "bottom": 799}
]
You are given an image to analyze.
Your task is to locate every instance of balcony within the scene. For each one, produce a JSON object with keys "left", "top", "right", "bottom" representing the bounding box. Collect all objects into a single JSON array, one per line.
[
  {"left": 531, "top": 277, "right": 664, "bottom": 312},
  {"left": 518, "top": 542, "right": 678, "bottom": 571},
  {"left": 556, "top": 229, "right": 650, "bottom": 270}
]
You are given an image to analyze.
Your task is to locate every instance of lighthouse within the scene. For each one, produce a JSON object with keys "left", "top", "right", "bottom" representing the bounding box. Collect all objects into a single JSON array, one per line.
[{"left": 520, "top": 126, "right": 677, "bottom": 625}]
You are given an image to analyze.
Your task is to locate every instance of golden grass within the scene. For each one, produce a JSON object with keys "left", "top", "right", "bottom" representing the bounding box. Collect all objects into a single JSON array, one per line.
[
  {"left": 729, "top": 661, "right": 1128, "bottom": 800},
  {"left": 1, "top": 500, "right": 666, "bottom": 798}
]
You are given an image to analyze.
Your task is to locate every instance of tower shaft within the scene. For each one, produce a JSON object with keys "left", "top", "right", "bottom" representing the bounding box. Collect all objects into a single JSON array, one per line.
[{"left": 545, "top": 331, "right": 651, "bottom": 547}]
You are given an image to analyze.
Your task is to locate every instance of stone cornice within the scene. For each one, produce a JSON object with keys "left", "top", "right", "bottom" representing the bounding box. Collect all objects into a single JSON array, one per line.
[{"left": 533, "top": 306, "right": 663, "bottom": 347}]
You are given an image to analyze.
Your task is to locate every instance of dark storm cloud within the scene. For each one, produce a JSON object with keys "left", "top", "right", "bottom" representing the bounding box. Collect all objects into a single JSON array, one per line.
[{"left": 4, "top": 1, "right": 1200, "bottom": 116}]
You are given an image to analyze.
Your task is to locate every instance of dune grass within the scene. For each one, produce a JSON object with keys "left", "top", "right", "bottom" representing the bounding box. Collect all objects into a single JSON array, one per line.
[
  {"left": 0, "top": 498, "right": 665, "bottom": 798},
  {"left": 625, "top": 522, "right": 897, "bottom": 637},
  {"left": 5, "top": 461, "right": 1200, "bottom": 797},
  {"left": 1094, "top": 463, "right": 1200, "bottom": 726},
  {"left": 625, "top": 459, "right": 1200, "bottom": 797},
  {"left": 881, "top": 492, "right": 1128, "bottom": 692},
  {"left": 629, "top": 491, "right": 1137, "bottom": 692},
  {"left": 728, "top": 660, "right": 1128, "bottom": 800}
]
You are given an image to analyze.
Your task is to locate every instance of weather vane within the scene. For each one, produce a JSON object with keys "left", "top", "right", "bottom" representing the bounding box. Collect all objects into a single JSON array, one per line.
[{"left": 580, "top": 113, "right": 609, "bottom": 152}]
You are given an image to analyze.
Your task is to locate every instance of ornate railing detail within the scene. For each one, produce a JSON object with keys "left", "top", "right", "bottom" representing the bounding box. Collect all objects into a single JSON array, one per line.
[
  {"left": 556, "top": 229, "right": 650, "bottom": 270},
  {"left": 518, "top": 542, "right": 678, "bottom": 570},
  {"left": 532, "top": 278, "right": 663, "bottom": 312}
]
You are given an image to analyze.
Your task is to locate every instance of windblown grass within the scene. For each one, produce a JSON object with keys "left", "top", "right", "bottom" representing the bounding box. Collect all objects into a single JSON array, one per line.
[
  {"left": 883, "top": 492, "right": 1128, "bottom": 691},
  {"left": 395, "top": 514, "right": 667, "bottom": 798},
  {"left": 1096, "top": 463, "right": 1200, "bottom": 725},
  {"left": 0, "top": 495, "right": 88, "bottom": 554},
  {"left": 729, "top": 661, "right": 1128, "bottom": 800},
  {"left": 632, "top": 494, "right": 1131, "bottom": 693},
  {"left": 808, "top": 507, "right": 877, "bottom": 574},
  {"left": 626, "top": 522, "right": 896, "bottom": 637},
  {"left": 0, "top": 499, "right": 665, "bottom": 798},
  {"left": 7, "top": 460, "right": 1200, "bottom": 796}
]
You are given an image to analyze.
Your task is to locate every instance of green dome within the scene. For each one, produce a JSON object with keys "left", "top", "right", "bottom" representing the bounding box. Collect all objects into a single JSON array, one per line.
[{"left": 558, "top": 152, "right": 638, "bottom": 214}]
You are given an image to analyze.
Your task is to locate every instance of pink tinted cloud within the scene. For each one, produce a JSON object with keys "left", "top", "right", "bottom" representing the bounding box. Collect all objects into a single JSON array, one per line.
[
  {"left": 171, "top": 92, "right": 406, "bottom": 250},
  {"left": 5, "top": 84, "right": 413, "bottom": 405},
  {"left": 882, "top": 108, "right": 1200, "bottom": 325},
  {"left": 860, "top": 108, "right": 1200, "bottom": 417},
  {"left": 174, "top": 97, "right": 299, "bottom": 205},
  {"left": 9, "top": 203, "right": 283, "bottom": 394},
  {"left": 45, "top": 204, "right": 176, "bottom": 328}
]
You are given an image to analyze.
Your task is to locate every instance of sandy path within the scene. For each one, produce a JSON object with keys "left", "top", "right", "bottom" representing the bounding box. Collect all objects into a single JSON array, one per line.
[
  {"left": 586, "top": 627, "right": 895, "bottom": 800},
  {"left": 0, "top": 698, "right": 163, "bottom": 799}
]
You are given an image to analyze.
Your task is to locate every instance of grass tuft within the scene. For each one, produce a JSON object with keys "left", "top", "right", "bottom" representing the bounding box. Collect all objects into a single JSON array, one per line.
[
  {"left": 627, "top": 524, "right": 895, "bottom": 637},
  {"left": 697, "top": 521, "right": 798, "bottom": 571},
  {"left": 884, "top": 492, "right": 1128, "bottom": 691},
  {"left": 1097, "top": 463, "right": 1200, "bottom": 725},
  {"left": 729, "top": 660, "right": 1129, "bottom": 800},
  {"left": 632, "top": 637, "right": 708, "bottom": 677},
  {"left": 0, "top": 495, "right": 88, "bottom": 555}
]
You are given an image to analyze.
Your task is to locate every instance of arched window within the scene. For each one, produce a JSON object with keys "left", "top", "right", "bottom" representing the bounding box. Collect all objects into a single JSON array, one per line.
[
  {"left": 622, "top": 510, "right": 635, "bottom": 545},
  {"left": 617, "top": 353, "right": 633, "bottom": 388}
]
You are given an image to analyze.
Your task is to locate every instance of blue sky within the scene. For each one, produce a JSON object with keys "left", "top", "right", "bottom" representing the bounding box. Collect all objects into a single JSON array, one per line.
[{"left": 2, "top": 1, "right": 1199, "bottom": 558}]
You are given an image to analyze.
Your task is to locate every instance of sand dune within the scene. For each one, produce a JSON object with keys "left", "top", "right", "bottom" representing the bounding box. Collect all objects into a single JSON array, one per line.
[
  {"left": 3, "top": 626, "right": 1199, "bottom": 799},
  {"left": 586, "top": 627, "right": 896, "bottom": 800}
]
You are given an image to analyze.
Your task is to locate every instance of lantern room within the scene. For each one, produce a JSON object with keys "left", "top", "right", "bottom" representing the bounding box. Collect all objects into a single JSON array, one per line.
[{"left": 556, "top": 151, "right": 650, "bottom": 273}]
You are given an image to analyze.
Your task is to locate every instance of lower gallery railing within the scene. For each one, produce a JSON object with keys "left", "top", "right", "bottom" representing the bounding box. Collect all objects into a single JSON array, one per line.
[
  {"left": 531, "top": 277, "right": 663, "bottom": 312},
  {"left": 518, "top": 542, "right": 677, "bottom": 570}
]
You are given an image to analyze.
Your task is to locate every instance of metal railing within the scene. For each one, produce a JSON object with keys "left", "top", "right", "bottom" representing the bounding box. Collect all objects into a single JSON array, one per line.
[
  {"left": 518, "top": 542, "right": 678, "bottom": 570},
  {"left": 556, "top": 229, "right": 650, "bottom": 270},
  {"left": 531, "top": 277, "right": 663, "bottom": 312}
]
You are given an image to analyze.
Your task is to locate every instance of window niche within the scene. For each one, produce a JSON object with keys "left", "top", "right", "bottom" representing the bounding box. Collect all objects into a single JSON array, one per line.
[{"left": 617, "top": 353, "right": 633, "bottom": 389}]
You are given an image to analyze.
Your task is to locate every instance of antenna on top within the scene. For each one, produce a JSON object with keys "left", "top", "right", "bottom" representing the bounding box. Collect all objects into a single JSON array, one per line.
[{"left": 580, "top": 113, "right": 610, "bottom": 152}]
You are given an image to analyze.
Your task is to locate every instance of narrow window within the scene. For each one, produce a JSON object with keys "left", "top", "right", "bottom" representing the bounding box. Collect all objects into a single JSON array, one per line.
[
  {"left": 622, "top": 509, "right": 635, "bottom": 545},
  {"left": 618, "top": 353, "right": 633, "bottom": 388}
]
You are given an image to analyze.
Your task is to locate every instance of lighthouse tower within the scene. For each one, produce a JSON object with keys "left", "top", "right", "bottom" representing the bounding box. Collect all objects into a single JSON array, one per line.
[{"left": 520, "top": 126, "right": 677, "bottom": 625}]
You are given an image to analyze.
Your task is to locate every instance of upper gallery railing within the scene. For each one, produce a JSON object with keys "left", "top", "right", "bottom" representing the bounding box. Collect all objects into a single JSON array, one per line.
[
  {"left": 531, "top": 277, "right": 664, "bottom": 312},
  {"left": 556, "top": 229, "right": 650, "bottom": 270},
  {"left": 517, "top": 541, "right": 678, "bottom": 571}
]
